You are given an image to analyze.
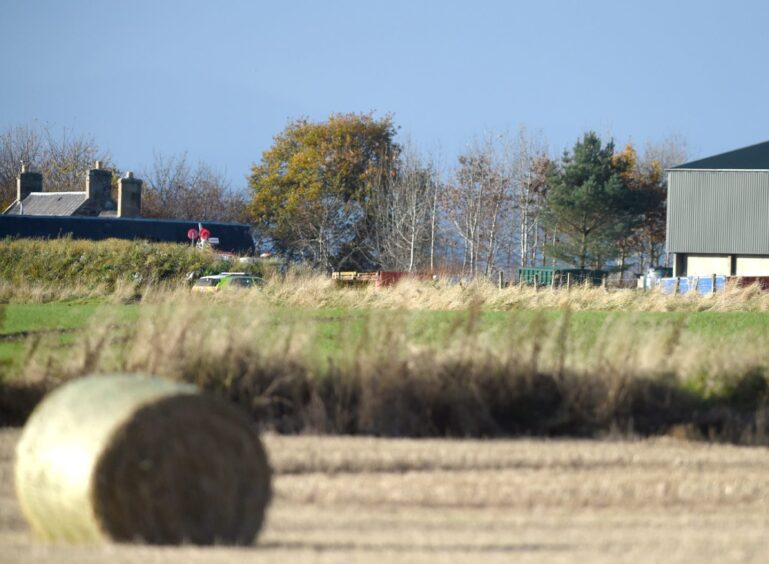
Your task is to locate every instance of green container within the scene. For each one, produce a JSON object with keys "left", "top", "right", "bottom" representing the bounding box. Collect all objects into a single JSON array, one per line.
[
  {"left": 517, "top": 267, "right": 607, "bottom": 286},
  {"left": 517, "top": 267, "right": 556, "bottom": 286}
]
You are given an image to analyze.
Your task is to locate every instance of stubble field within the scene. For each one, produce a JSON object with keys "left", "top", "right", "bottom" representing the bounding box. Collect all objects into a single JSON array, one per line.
[{"left": 3, "top": 428, "right": 769, "bottom": 563}]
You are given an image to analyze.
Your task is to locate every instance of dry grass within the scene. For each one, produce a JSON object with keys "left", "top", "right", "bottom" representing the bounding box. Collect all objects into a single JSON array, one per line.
[
  {"left": 6, "top": 253, "right": 769, "bottom": 312},
  {"left": 12, "top": 294, "right": 769, "bottom": 441},
  {"left": 138, "top": 273, "right": 769, "bottom": 313},
  {"left": 253, "top": 274, "right": 769, "bottom": 312},
  {"left": 4, "top": 428, "right": 769, "bottom": 563}
]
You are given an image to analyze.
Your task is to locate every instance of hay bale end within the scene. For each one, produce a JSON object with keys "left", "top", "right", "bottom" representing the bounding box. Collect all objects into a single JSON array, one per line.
[{"left": 15, "top": 374, "right": 271, "bottom": 545}]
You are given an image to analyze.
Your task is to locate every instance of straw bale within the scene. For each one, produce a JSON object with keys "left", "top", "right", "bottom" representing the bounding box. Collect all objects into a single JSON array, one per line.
[{"left": 14, "top": 374, "right": 271, "bottom": 545}]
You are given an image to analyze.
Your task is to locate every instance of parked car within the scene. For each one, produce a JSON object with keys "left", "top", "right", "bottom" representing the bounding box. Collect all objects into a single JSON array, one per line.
[{"left": 191, "top": 272, "right": 264, "bottom": 293}]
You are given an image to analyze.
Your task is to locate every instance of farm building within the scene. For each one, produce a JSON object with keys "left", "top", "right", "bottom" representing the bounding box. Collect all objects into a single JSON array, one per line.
[
  {"left": 0, "top": 214, "right": 255, "bottom": 254},
  {"left": 667, "top": 140, "right": 769, "bottom": 277},
  {"left": 4, "top": 161, "right": 141, "bottom": 218},
  {"left": 0, "top": 162, "right": 255, "bottom": 254}
]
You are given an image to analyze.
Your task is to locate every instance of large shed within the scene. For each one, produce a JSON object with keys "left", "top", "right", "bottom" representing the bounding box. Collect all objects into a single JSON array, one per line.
[{"left": 666, "top": 140, "right": 769, "bottom": 277}]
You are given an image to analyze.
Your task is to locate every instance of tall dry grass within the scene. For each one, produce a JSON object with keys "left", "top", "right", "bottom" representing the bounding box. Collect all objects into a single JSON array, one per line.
[
  {"left": 14, "top": 295, "right": 769, "bottom": 441},
  {"left": 160, "top": 274, "right": 769, "bottom": 313},
  {"left": 4, "top": 245, "right": 769, "bottom": 312}
]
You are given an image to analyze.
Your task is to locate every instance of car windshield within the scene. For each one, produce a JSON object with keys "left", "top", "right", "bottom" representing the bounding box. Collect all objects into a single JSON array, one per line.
[{"left": 229, "top": 276, "right": 263, "bottom": 287}]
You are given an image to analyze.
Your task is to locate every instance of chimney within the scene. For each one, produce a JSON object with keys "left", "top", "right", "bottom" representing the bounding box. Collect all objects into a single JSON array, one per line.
[
  {"left": 117, "top": 171, "right": 142, "bottom": 218},
  {"left": 86, "top": 160, "right": 112, "bottom": 207},
  {"left": 17, "top": 161, "right": 43, "bottom": 202}
]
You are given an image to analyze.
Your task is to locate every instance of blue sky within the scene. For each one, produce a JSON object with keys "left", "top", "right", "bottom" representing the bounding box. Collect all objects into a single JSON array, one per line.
[{"left": 3, "top": 0, "right": 769, "bottom": 186}]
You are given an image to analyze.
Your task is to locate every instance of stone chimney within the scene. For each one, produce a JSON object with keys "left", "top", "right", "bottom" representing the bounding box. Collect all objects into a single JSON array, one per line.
[
  {"left": 117, "top": 171, "right": 142, "bottom": 218},
  {"left": 86, "top": 160, "right": 112, "bottom": 207},
  {"left": 17, "top": 162, "right": 42, "bottom": 202}
]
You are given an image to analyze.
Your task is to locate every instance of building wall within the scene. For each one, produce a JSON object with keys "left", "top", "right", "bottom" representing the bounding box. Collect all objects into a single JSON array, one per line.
[
  {"left": 686, "top": 255, "right": 731, "bottom": 276},
  {"left": 666, "top": 170, "right": 769, "bottom": 255},
  {"left": 735, "top": 256, "right": 769, "bottom": 276},
  {"left": 0, "top": 216, "right": 254, "bottom": 254}
]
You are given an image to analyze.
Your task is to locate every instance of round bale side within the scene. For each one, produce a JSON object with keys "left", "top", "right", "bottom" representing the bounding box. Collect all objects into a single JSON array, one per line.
[{"left": 15, "top": 374, "right": 271, "bottom": 545}]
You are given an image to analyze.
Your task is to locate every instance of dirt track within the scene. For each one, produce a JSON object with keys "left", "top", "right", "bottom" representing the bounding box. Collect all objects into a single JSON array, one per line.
[{"left": 3, "top": 428, "right": 769, "bottom": 563}]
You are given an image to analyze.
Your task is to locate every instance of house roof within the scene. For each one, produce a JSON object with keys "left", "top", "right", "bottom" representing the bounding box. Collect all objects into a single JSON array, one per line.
[
  {"left": 5, "top": 192, "right": 86, "bottom": 216},
  {"left": 674, "top": 140, "right": 769, "bottom": 170}
]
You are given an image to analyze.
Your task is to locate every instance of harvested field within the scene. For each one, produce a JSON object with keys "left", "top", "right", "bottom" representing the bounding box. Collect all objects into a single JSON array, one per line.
[{"left": 3, "top": 429, "right": 769, "bottom": 563}]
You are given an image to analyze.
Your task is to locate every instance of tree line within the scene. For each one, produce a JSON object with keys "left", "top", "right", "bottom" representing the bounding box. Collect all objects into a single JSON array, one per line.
[
  {"left": 0, "top": 125, "right": 246, "bottom": 223},
  {"left": 249, "top": 114, "right": 687, "bottom": 277},
  {"left": 0, "top": 117, "right": 687, "bottom": 277}
]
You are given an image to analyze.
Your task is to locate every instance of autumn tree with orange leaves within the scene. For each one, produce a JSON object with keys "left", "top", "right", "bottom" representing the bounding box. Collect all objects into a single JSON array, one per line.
[{"left": 248, "top": 113, "right": 398, "bottom": 270}]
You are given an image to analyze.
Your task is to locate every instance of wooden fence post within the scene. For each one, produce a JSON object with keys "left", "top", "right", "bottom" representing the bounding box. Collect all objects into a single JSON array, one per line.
[
  {"left": 711, "top": 273, "right": 717, "bottom": 294},
  {"left": 566, "top": 272, "right": 571, "bottom": 290},
  {"left": 498, "top": 271, "right": 504, "bottom": 290}
]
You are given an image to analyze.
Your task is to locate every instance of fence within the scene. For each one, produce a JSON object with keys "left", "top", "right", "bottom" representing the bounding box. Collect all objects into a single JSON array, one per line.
[
  {"left": 659, "top": 275, "right": 728, "bottom": 295},
  {"left": 517, "top": 267, "right": 608, "bottom": 288}
]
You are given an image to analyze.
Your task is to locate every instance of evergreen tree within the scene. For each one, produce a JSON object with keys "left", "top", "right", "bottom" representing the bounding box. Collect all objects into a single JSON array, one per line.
[{"left": 545, "top": 132, "right": 643, "bottom": 270}]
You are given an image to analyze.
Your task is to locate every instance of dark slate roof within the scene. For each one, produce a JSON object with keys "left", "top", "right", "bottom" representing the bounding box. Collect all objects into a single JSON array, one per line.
[
  {"left": 674, "top": 140, "right": 769, "bottom": 170},
  {"left": 4, "top": 192, "right": 86, "bottom": 215}
]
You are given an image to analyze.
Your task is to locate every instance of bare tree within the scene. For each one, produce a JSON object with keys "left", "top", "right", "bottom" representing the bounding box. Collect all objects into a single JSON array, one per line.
[
  {"left": 371, "top": 145, "right": 441, "bottom": 271},
  {"left": 510, "top": 128, "right": 550, "bottom": 269},
  {"left": 40, "top": 128, "right": 110, "bottom": 192},
  {"left": 0, "top": 124, "right": 108, "bottom": 209},
  {"left": 142, "top": 152, "right": 247, "bottom": 222},
  {"left": 635, "top": 136, "right": 689, "bottom": 269},
  {"left": 0, "top": 125, "right": 43, "bottom": 209},
  {"left": 444, "top": 136, "right": 510, "bottom": 277}
]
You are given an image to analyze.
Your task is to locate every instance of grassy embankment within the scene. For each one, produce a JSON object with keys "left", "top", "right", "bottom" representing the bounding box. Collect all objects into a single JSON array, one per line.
[{"left": 0, "top": 237, "right": 281, "bottom": 303}]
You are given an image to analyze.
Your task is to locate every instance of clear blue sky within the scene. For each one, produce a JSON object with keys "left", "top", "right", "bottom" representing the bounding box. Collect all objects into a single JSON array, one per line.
[{"left": 3, "top": 0, "right": 769, "bottom": 186}]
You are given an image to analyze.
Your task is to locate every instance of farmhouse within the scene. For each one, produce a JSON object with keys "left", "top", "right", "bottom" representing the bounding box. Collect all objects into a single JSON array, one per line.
[
  {"left": 667, "top": 141, "right": 769, "bottom": 277},
  {"left": 0, "top": 163, "right": 255, "bottom": 254},
  {"left": 4, "top": 161, "right": 141, "bottom": 218}
]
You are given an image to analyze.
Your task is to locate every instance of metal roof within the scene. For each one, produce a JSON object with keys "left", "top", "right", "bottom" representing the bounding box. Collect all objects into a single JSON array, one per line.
[
  {"left": 4, "top": 192, "right": 86, "bottom": 216},
  {"left": 674, "top": 140, "right": 769, "bottom": 170}
]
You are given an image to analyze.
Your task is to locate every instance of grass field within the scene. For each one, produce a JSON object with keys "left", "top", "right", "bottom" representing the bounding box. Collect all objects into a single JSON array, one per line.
[
  {"left": 4, "top": 428, "right": 769, "bottom": 563},
  {"left": 0, "top": 303, "right": 139, "bottom": 377},
  {"left": 4, "top": 300, "right": 769, "bottom": 382},
  {"left": 6, "top": 300, "right": 769, "bottom": 363},
  {"left": 4, "top": 292, "right": 769, "bottom": 438}
]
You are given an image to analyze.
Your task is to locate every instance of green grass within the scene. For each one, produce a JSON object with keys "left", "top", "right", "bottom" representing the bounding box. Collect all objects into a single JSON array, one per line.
[
  {"left": 5, "top": 302, "right": 769, "bottom": 349},
  {"left": 0, "top": 303, "right": 140, "bottom": 379},
  {"left": 2, "top": 303, "right": 114, "bottom": 335},
  {"left": 5, "top": 300, "right": 769, "bottom": 439},
  {"left": 4, "top": 302, "right": 769, "bottom": 381}
]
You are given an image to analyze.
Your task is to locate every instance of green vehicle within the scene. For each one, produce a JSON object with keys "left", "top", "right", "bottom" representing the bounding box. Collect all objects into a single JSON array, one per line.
[{"left": 192, "top": 272, "right": 264, "bottom": 293}]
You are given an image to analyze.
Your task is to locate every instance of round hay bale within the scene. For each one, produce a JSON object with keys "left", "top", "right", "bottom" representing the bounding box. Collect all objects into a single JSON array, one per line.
[{"left": 15, "top": 374, "right": 271, "bottom": 545}]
